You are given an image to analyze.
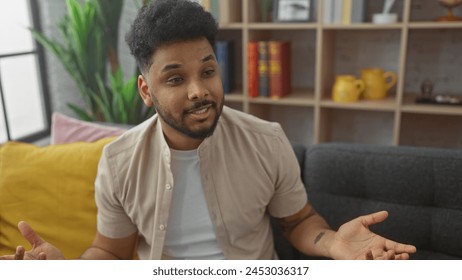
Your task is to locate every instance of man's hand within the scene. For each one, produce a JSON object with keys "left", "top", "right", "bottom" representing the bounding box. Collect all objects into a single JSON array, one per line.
[
  {"left": 0, "top": 221, "right": 65, "bottom": 260},
  {"left": 329, "top": 211, "right": 417, "bottom": 260}
]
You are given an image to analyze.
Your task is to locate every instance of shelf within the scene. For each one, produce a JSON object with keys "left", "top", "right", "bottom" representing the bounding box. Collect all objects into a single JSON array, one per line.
[
  {"left": 224, "top": 93, "right": 244, "bottom": 103},
  {"left": 248, "top": 90, "right": 315, "bottom": 107},
  {"left": 247, "top": 23, "right": 318, "bottom": 30},
  {"left": 320, "top": 96, "right": 397, "bottom": 112},
  {"left": 400, "top": 113, "right": 462, "bottom": 149},
  {"left": 217, "top": 0, "right": 462, "bottom": 148},
  {"left": 219, "top": 23, "right": 244, "bottom": 30},
  {"left": 322, "top": 23, "right": 404, "bottom": 30},
  {"left": 408, "top": 22, "right": 462, "bottom": 29},
  {"left": 402, "top": 94, "right": 462, "bottom": 116}
]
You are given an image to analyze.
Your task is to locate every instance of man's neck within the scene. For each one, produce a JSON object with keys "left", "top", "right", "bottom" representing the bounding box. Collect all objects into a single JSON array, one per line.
[{"left": 159, "top": 120, "right": 203, "bottom": 150}]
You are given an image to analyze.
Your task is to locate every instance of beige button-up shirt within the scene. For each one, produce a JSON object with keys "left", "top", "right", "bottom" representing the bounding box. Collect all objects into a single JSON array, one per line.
[{"left": 95, "top": 106, "right": 307, "bottom": 259}]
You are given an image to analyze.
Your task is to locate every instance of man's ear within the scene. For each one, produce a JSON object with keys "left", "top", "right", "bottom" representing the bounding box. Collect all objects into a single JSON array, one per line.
[{"left": 138, "top": 74, "right": 153, "bottom": 107}]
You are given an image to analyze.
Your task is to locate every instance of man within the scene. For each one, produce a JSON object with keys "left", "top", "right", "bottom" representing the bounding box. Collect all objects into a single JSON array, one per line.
[{"left": 1, "top": 0, "right": 416, "bottom": 260}]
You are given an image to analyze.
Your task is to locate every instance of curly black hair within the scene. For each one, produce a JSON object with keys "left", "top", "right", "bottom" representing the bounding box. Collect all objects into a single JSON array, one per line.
[{"left": 125, "top": 0, "right": 219, "bottom": 74}]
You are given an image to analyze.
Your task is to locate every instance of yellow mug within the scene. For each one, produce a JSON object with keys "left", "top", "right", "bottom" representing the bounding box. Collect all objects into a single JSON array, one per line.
[
  {"left": 361, "top": 68, "right": 397, "bottom": 100},
  {"left": 332, "top": 75, "right": 365, "bottom": 103}
]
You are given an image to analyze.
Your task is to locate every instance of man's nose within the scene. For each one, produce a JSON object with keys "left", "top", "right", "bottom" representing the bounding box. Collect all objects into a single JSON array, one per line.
[{"left": 187, "top": 78, "right": 209, "bottom": 100}]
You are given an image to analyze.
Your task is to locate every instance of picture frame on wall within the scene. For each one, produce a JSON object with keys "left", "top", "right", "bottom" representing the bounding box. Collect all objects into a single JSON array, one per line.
[{"left": 273, "top": 0, "right": 311, "bottom": 22}]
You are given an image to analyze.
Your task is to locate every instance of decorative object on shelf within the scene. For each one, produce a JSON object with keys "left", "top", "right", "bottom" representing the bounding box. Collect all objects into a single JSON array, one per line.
[
  {"left": 420, "top": 79, "right": 434, "bottom": 98},
  {"left": 360, "top": 68, "right": 397, "bottom": 100},
  {"left": 435, "top": 0, "right": 462, "bottom": 21},
  {"left": 332, "top": 75, "right": 365, "bottom": 103},
  {"left": 372, "top": 0, "right": 398, "bottom": 24},
  {"left": 273, "top": 0, "right": 311, "bottom": 22},
  {"left": 415, "top": 80, "right": 462, "bottom": 105}
]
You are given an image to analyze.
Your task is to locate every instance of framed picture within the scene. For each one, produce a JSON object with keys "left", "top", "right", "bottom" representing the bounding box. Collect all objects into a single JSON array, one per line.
[{"left": 273, "top": 0, "right": 311, "bottom": 22}]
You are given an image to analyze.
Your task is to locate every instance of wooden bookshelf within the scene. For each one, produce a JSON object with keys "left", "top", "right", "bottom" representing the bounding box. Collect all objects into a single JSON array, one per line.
[{"left": 218, "top": 0, "right": 462, "bottom": 149}]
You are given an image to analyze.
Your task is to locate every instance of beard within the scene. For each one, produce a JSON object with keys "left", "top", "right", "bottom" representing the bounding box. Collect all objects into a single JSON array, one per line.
[{"left": 152, "top": 94, "right": 224, "bottom": 140}]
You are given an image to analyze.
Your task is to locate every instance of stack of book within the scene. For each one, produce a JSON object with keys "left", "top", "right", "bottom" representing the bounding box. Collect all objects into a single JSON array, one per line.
[
  {"left": 323, "top": 0, "right": 366, "bottom": 24},
  {"left": 248, "top": 40, "right": 291, "bottom": 100}
]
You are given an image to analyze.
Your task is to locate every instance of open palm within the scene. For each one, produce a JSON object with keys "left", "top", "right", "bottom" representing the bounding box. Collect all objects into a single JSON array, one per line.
[
  {"left": 0, "top": 221, "right": 65, "bottom": 260},
  {"left": 329, "top": 211, "right": 416, "bottom": 260}
]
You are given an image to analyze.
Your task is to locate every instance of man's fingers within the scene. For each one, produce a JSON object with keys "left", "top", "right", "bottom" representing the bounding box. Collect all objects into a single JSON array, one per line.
[
  {"left": 38, "top": 252, "right": 47, "bottom": 260},
  {"left": 360, "top": 211, "right": 389, "bottom": 227},
  {"left": 365, "top": 250, "right": 373, "bottom": 260},
  {"left": 18, "top": 221, "right": 44, "bottom": 247},
  {"left": 385, "top": 240, "right": 417, "bottom": 254},
  {"left": 394, "top": 253, "right": 410, "bottom": 260},
  {"left": 385, "top": 250, "right": 395, "bottom": 260},
  {"left": 0, "top": 254, "right": 15, "bottom": 260},
  {"left": 14, "top": 246, "right": 25, "bottom": 260}
]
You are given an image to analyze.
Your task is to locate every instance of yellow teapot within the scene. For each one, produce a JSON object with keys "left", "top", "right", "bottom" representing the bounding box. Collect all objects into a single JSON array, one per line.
[
  {"left": 361, "top": 68, "right": 397, "bottom": 100},
  {"left": 332, "top": 75, "right": 365, "bottom": 103}
]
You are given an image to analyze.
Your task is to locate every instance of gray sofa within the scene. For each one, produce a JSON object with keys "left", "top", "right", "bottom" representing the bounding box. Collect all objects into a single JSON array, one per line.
[{"left": 273, "top": 142, "right": 462, "bottom": 260}]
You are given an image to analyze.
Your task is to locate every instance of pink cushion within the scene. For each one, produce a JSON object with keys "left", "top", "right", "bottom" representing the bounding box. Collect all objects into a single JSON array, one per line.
[{"left": 51, "top": 112, "right": 127, "bottom": 144}]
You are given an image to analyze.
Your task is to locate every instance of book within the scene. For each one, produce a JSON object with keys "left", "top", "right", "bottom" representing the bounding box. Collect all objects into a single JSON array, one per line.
[
  {"left": 218, "top": 0, "right": 241, "bottom": 23},
  {"left": 351, "top": 0, "right": 366, "bottom": 23},
  {"left": 190, "top": 0, "right": 209, "bottom": 10},
  {"left": 323, "top": 0, "right": 334, "bottom": 24},
  {"left": 257, "top": 41, "right": 270, "bottom": 97},
  {"left": 268, "top": 40, "right": 291, "bottom": 99},
  {"left": 342, "top": 0, "right": 352, "bottom": 24},
  {"left": 209, "top": 0, "right": 219, "bottom": 21},
  {"left": 332, "top": 0, "right": 343, "bottom": 24},
  {"left": 247, "top": 41, "right": 259, "bottom": 98},
  {"left": 201, "top": 0, "right": 211, "bottom": 12},
  {"left": 215, "top": 40, "right": 235, "bottom": 94}
]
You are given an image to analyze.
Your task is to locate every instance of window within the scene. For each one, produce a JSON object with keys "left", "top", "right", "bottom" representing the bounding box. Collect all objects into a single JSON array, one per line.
[{"left": 0, "top": 0, "right": 50, "bottom": 143}]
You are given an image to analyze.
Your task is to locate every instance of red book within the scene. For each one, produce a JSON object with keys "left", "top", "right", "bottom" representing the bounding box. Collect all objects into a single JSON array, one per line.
[
  {"left": 247, "top": 41, "right": 259, "bottom": 98},
  {"left": 268, "top": 41, "right": 291, "bottom": 99}
]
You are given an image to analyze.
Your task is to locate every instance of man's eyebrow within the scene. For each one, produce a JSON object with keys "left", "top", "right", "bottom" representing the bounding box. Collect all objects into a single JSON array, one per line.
[
  {"left": 161, "top": 63, "right": 181, "bottom": 73},
  {"left": 160, "top": 55, "right": 214, "bottom": 73},
  {"left": 201, "top": 54, "right": 215, "bottom": 63}
]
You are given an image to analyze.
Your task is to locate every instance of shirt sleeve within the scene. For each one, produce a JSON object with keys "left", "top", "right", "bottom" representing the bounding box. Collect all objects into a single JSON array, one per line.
[
  {"left": 267, "top": 124, "right": 308, "bottom": 218},
  {"left": 94, "top": 147, "right": 138, "bottom": 238}
]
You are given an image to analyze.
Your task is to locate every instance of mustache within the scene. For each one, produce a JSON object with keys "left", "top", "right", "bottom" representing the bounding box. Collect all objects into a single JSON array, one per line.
[{"left": 185, "top": 100, "right": 215, "bottom": 112}]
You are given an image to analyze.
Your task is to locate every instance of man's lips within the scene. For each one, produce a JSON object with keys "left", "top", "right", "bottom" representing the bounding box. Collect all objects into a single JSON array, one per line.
[{"left": 186, "top": 103, "right": 213, "bottom": 115}]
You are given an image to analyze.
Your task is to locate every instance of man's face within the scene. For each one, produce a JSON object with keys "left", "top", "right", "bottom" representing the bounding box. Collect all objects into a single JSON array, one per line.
[{"left": 138, "top": 37, "right": 224, "bottom": 149}]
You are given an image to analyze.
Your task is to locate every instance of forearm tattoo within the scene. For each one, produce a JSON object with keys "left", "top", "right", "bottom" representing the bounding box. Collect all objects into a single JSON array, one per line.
[{"left": 314, "top": 232, "right": 325, "bottom": 245}]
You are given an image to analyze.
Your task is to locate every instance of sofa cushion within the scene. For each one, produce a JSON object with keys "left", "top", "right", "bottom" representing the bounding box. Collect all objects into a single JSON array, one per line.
[
  {"left": 0, "top": 137, "right": 114, "bottom": 259},
  {"left": 304, "top": 143, "right": 462, "bottom": 260},
  {"left": 51, "top": 112, "right": 127, "bottom": 144}
]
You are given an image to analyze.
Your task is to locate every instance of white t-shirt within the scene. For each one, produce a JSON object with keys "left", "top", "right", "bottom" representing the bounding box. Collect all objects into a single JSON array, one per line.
[{"left": 163, "top": 148, "right": 225, "bottom": 259}]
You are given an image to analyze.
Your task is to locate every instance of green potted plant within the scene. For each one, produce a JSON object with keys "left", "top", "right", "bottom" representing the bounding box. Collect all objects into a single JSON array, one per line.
[{"left": 31, "top": 0, "right": 154, "bottom": 124}]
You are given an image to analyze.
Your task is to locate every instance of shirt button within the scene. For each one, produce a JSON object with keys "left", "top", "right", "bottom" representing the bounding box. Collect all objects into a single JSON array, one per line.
[
  {"left": 166, "top": 184, "right": 172, "bottom": 190},
  {"left": 159, "top": 224, "right": 166, "bottom": 231}
]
